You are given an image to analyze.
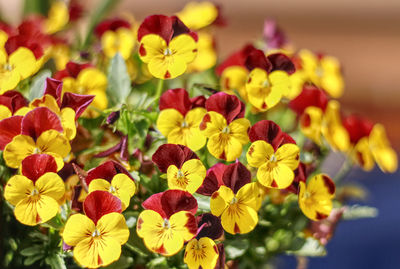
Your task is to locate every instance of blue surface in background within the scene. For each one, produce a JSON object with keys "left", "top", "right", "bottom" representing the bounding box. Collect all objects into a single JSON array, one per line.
[{"left": 282, "top": 167, "right": 400, "bottom": 269}]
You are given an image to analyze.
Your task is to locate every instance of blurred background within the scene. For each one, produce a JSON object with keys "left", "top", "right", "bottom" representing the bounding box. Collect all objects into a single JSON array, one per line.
[{"left": 1, "top": 0, "right": 399, "bottom": 268}]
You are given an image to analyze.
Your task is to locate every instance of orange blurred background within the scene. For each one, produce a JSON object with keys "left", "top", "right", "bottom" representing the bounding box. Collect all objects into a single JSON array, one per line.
[{"left": 2, "top": 0, "right": 399, "bottom": 148}]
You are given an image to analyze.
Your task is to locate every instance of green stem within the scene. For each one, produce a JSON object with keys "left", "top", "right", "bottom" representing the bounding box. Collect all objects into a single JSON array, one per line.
[
  {"left": 154, "top": 79, "right": 165, "bottom": 102},
  {"left": 333, "top": 158, "right": 353, "bottom": 184},
  {"left": 124, "top": 242, "right": 148, "bottom": 257}
]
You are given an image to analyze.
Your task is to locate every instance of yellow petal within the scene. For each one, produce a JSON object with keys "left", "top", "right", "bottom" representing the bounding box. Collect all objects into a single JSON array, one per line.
[
  {"left": 184, "top": 237, "right": 219, "bottom": 269},
  {"left": 207, "top": 133, "right": 243, "bottom": 161},
  {"left": 45, "top": 1, "right": 69, "bottom": 34},
  {"left": 200, "top": 111, "right": 226, "bottom": 138},
  {"left": 169, "top": 210, "right": 197, "bottom": 241},
  {"left": 63, "top": 214, "right": 94, "bottom": 246},
  {"left": 167, "top": 159, "right": 206, "bottom": 193},
  {"left": 373, "top": 146, "right": 398, "bottom": 173},
  {"left": 4, "top": 175, "right": 33, "bottom": 206},
  {"left": 9, "top": 47, "right": 37, "bottom": 79},
  {"left": 37, "top": 129, "right": 71, "bottom": 158},
  {"left": 229, "top": 118, "right": 250, "bottom": 144},
  {"left": 221, "top": 202, "right": 258, "bottom": 234},
  {"left": 97, "top": 212, "right": 129, "bottom": 245},
  {"left": 353, "top": 138, "right": 375, "bottom": 171},
  {"left": 60, "top": 107, "right": 77, "bottom": 140},
  {"left": 169, "top": 34, "right": 197, "bottom": 65},
  {"left": 77, "top": 68, "right": 107, "bottom": 93},
  {"left": 177, "top": 1, "right": 218, "bottom": 30},
  {"left": 112, "top": 173, "right": 136, "bottom": 198},
  {"left": 0, "top": 105, "right": 12, "bottom": 120},
  {"left": 236, "top": 182, "right": 261, "bottom": 210},
  {"left": 247, "top": 140, "right": 274, "bottom": 168},
  {"left": 300, "top": 106, "right": 323, "bottom": 144},
  {"left": 35, "top": 172, "right": 65, "bottom": 201},
  {"left": 15, "top": 195, "right": 59, "bottom": 226},
  {"left": 156, "top": 108, "right": 184, "bottom": 137},
  {"left": 210, "top": 185, "right": 234, "bottom": 217},
  {"left": 3, "top": 135, "right": 36, "bottom": 168},
  {"left": 88, "top": 179, "right": 110, "bottom": 193},
  {"left": 257, "top": 162, "right": 294, "bottom": 189},
  {"left": 139, "top": 34, "right": 167, "bottom": 63},
  {"left": 275, "top": 143, "right": 300, "bottom": 170},
  {"left": 188, "top": 32, "right": 217, "bottom": 72}
]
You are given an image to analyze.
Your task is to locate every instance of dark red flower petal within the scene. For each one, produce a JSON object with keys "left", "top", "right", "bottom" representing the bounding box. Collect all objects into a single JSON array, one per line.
[
  {"left": 342, "top": 114, "right": 374, "bottom": 144},
  {"left": 222, "top": 161, "right": 251, "bottom": 194},
  {"left": 0, "top": 90, "right": 28, "bottom": 113},
  {"left": 161, "top": 190, "right": 198, "bottom": 218},
  {"left": 289, "top": 85, "right": 329, "bottom": 116},
  {"left": 141, "top": 192, "right": 165, "bottom": 217},
  {"left": 68, "top": 0, "right": 84, "bottom": 22},
  {"left": 142, "top": 190, "right": 198, "bottom": 219},
  {"left": 245, "top": 49, "right": 272, "bottom": 72},
  {"left": 215, "top": 243, "right": 226, "bottom": 269},
  {"left": 21, "top": 107, "right": 63, "bottom": 141},
  {"left": 85, "top": 160, "right": 134, "bottom": 186},
  {"left": 21, "top": 154, "right": 58, "bottom": 183},
  {"left": 138, "top": 15, "right": 197, "bottom": 44},
  {"left": 0, "top": 116, "right": 23, "bottom": 150},
  {"left": 54, "top": 61, "right": 93, "bottom": 80},
  {"left": 152, "top": 144, "right": 198, "bottom": 173},
  {"left": 267, "top": 53, "right": 296, "bottom": 74},
  {"left": 190, "top": 96, "right": 207, "bottom": 109},
  {"left": 286, "top": 162, "right": 307, "bottom": 194},
  {"left": 248, "top": 120, "right": 296, "bottom": 150},
  {"left": 159, "top": 88, "right": 192, "bottom": 116},
  {"left": 196, "top": 213, "right": 224, "bottom": 240},
  {"left": 44, "top": 78, "right": 63, "bottom": 106},
  {"left": 94, "top": 18, "right": 131, "bottom": 38},
  {"left": 83, "top": 190, "right": 122, "bottom": 224},
  {"left": 215, "top": 44, "right": 257, "bottom": 75},
  {"left": 205, "top": 92, "right": 245, "bottom": 124},
  {"left": 5, "top": 34, "right": 44, "bottom": 59},
  {"left": 196, "top": 163, "right": 227, "bottom": 196},
  {"left": 61, "top": 92, "right": 94, "bottom": 119}
]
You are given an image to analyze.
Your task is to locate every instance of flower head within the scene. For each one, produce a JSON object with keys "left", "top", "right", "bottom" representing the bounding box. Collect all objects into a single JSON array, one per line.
[
  {"left": 156, "top": 88, "right": 207, "bottom": 151},
  {"left": 299, "top": 174, "right": 335, "bottom": 220},
  {"left": 137, "top": 190, "right": 198, "bottom": 256},
  {"left": 63, "top": 191, "right": 129, "bottom": 268},
  {"left": 199, "top": 92, "right": 250, "bottom": 161},
  {"left": 4, "top": 154, "right": 65, "bottom": 226},
  {"left": 137, "top": 15, "right": 198, "bottom": 79}
]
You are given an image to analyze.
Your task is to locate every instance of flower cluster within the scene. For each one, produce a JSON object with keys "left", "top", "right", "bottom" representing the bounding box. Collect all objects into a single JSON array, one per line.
[{"left": 0, "top": 1, "right": 397, "bottom": 268}]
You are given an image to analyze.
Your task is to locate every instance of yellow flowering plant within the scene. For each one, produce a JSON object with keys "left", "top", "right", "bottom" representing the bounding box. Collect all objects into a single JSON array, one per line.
[{"left": 0, "top": 0, "right": 397, "bottom": 268}]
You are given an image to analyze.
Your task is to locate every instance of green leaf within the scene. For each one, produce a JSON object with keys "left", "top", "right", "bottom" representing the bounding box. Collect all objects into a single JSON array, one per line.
[
  {"left": 29, "top": 70, "right": 52, "bottom": 101},
  {"left": 342, "top": 205, "right": 378, "bottom": 220},
  {"left": 106, "top": 53, "right": 131, "bottom": 106},
  {"left": 45, "top": 254, "right": 67, "bottom": 269},
  {"left": 192, "top": 193, "right": 210, "bottom": 212},
  {"left": 286, "top": 237, "right": 326, "bottom": 257},
  {"left": 20, "top": 246, "right": 42, "bottom": 256}
]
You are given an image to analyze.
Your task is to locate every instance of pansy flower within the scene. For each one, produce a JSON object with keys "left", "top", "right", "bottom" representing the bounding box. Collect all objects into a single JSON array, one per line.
[
  {"left": 298, "top": 174, "right": 335, "bottom": 221},
  {"left": 199, "top": 92, "right": 250, "bottom": 161},
  {"left": 184, "top": 214, "right": 222, "bottom": 269},
  {"left": 4, "top": 154, "right": 65, "bottom": 226},
  {"left": 0, "top": 90, "right": 29, "bottom": 120},
  {"left": 156, "top": 88, "right": 207, "bottom": 151},
  {"left": 209, "top": 161, "right": 262, "bottom": 234},
  {"left": 137, "top": 190, "right": 198, "bottom": 256},
  {"left": 152, "top": 144, "right": 206, "bottom": 193},
  {"left": 29, "top": 78, "right": 94, "bottom": 140},
  {"left": 85, "top": 160, "right": 136, "bottom": 210},
  {"left": 176, "top": 1, "right": 219, "bottom": 30},
  {"left": 2, "top": 107, "right": 70, "bottom": 169},
  {"left": 298, "top": 49, "right": 344, "bottom": 98},
  {"left": 54, "top": 62, "right": 108, "bottom": 113},
  {"left": 247, "top": 120, "right": 300, "bottom": 188},
  {"left": 95, "top": 18, "right": 136, "bottom": 60},
  {"left": 63, "top": 191, "right": 129, "bottom": 268},
  {"left": 245, "top": 49, "right": 295, "bottom": 111},
  {"left": 137, "top": 15, "right": 198, "bottom": 79},
  {"left": 216, "top": 44, "right": 258, "bottom": 101},
  {"left": 0, "top": 47, "right": 37, "bottom": 92}
]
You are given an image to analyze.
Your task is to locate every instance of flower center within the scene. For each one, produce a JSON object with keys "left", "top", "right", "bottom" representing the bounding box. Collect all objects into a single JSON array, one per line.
[
  {"left": 1, "top": 63, "right": 13, "bottom": 72},
  {"left": 315, "top": 66, "right": 324, "bottom": 78},
  {"left": 181, "top": 120, "right": 189, "bottom": 128},
  {"left": 303, "top": 191, "right": 311, "bottom": 199},
  {"left": 163, "top": 218, "right": 171, "bottom": 229},
  {"left": 222, "top": 126, "right": 230, "bottom": 134},
  {"left": 229, "top": 196, "right": 238, "bottom": 205},
  {"left": 92, "top": 229, "right": 101, "bottom": 238},
  {"left": 176, "top": 169, "right": 184, "bottom": 179},
  {"left": 30, "top": 188, "right": 39, "bottom": 196},
  {"left": 269, "top": 154, "right": 277, "bottom": 162},
  {"left": 109, "top": 185, "right": 117, "bottom": 193},
  {"left": 33, "top": 147, "right": 41, "bottom": 154},
  {"left": 263, "top": 79, "right": 271, "bottom": 88},
  {"left": 163, "top": 48, "right": 173, "bottom": 56}
]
